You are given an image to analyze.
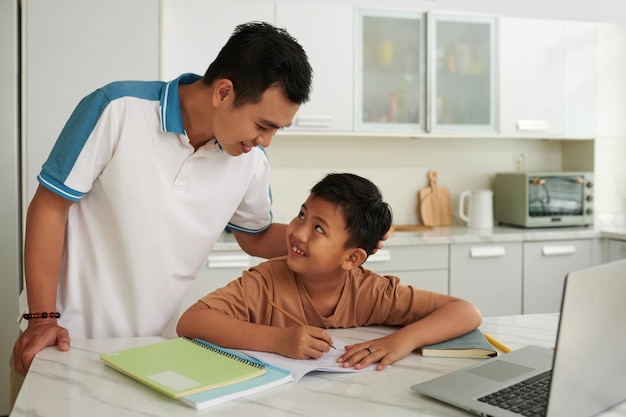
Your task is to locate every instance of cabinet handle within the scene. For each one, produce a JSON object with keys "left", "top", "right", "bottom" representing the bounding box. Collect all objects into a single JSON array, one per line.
[
  {"left": 207, "top": 254, "right": 250, "bottom": 269},
  {"left": 542, "top": 245, "right": 576, "bottom": 256},
  {"left": 470, "top": 246, "right": 506, "bottom": 258},
  {"left": 295, "top": 115, "right": 334, "bottom": 128},
  {"left": 516, "top": 120, "right": 549, "bottom": 131},
  {"left": 365, "top": 249, "right": 391, "bottom": 263}
]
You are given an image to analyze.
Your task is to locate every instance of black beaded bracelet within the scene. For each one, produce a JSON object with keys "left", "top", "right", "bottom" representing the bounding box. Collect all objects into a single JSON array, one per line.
[{"left": 23, "top": 312, "right": 61, "bottom": 320}]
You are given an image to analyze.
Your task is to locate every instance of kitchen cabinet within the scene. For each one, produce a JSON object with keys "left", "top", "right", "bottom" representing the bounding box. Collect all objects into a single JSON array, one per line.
[
  {"left": 499, "top": 17, "right": 565, "bottom": 137},
  {"left": 428, "top": 14, "right": 497, "bottom": 133},
  {"left": 563, "top": 21, "right": 598, "bottom": 138},
  {"left": 449, "top": 242, "right": 523, "bottom": 316},
  {"left": 356, "top": 9, "right": 424, "bottom": 132},
  {"left": 499, "top": 17, "right": 597, "bottom": 138},
  {"left": 523, "top": 239, "right": 593, "bottom": 314},
  {"left": 277, "top": 3, "right": 354, "bottom": 132},
  {"left": 607, "top": 239, "right": 626, "bottom": 262},
  {"left": 363, "top": 245, "right": 449, "bottom": 294},
  {"left": 160, "top": 0, "right": 274, "bottom": 80},
  {"left": 356, "top": 10, "right": 496, "bottom": 134}
]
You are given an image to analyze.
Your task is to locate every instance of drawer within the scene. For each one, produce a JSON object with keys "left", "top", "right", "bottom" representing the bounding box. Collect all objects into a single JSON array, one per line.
[{"left": 364, "top": 245, "right": 448, "bottom": 272}]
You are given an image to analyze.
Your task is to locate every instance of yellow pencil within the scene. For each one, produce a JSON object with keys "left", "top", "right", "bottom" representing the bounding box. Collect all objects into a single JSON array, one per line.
[
  {"left": 483, "top": 332, "right": 512, "bottom": 353},
  {"left": 268, "top": 300, "right": 306, "bottom": 326},
  {"left": 268, "top": 300, "right": 335, "bottom": 349}
]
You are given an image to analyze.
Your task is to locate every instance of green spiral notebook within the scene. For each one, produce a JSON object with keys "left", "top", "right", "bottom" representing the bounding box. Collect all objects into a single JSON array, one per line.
[
  {"left": 100, "top": 337, "right": 266, "bottom": 398},
  {"left": 180, "top": 339, "right": 293, "bottom": 409}
]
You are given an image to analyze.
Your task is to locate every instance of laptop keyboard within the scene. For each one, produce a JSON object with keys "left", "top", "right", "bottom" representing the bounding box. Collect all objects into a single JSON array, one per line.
[{"left": 477, "top": 370, "right": 551, "bottom": 417}]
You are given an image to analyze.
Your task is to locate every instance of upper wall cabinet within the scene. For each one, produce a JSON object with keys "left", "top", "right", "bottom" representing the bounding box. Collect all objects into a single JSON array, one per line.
[
  {"left": 355, "top": 10, "right": 497, "bottom": 134},
  {"left": 428, "top": 14, "right": 497, "bottom": 133},
  {"left": 356, "top": 10, "right": 424, "bottom": 133},
  {"left": 563, "top": 21, "right": 598, "bottom": 138},
  {"left": 499, "top": 17, "right": 597, "bottom": 139},
  {"left": 277, "top": 3, "right": 354, "bottom": 132}
]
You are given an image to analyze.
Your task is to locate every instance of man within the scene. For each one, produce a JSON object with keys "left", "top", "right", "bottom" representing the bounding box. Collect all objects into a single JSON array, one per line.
[{"left": 11, "top": 20, "right": 312, "bottom": 395}]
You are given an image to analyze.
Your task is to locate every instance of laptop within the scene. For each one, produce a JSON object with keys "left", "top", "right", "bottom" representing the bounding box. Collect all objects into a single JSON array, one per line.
[{"left": 411, "top": 259, "right": 626, "bottom": 417}]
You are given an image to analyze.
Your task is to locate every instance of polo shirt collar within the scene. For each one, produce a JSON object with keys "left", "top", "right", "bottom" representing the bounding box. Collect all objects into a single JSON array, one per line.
[{"left": 160, "top": 73, "right": 202, "bottom": 134}]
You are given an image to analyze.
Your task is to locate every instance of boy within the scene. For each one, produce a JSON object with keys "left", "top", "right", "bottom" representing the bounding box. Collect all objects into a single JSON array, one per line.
[{"left": 177, "top": 173, "right": 482, "bottom": 371}]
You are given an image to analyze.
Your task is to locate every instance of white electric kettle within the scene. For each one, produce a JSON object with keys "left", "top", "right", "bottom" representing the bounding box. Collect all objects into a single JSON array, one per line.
[{"left": 459, "top": 190, "right": 493, "bottom": 229}]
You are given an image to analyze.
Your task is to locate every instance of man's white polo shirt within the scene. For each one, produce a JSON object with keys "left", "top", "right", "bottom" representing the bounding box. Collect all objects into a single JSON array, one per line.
[{"left": 36, "top": 74, "right": 273, "bottom": 339}]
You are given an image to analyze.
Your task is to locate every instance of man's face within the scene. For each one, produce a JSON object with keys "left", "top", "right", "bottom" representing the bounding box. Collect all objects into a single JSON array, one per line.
[{"left": 213, "top": 86, "right": 300, "bottom": 156}]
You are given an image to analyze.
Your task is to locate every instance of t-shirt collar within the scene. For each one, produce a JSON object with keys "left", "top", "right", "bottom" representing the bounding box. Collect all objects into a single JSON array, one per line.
[{"left": 160, "top": 73, "right": 202, "bottom": 134}]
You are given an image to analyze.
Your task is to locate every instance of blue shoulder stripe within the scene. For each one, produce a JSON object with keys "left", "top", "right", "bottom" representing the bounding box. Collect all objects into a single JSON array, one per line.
[{"left": 39, "top": 80, "right": 164, "bottom": 200}]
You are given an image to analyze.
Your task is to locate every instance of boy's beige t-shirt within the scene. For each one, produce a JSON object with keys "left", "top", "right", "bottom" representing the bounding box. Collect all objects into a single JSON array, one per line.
[{"left": 199, "top": 256, "right": 440, "bottom": 329}]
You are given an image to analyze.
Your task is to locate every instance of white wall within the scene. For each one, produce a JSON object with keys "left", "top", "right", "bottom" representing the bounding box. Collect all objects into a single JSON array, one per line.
[{"left": 0, "top": 1, "right": 21, "bottom": 414}]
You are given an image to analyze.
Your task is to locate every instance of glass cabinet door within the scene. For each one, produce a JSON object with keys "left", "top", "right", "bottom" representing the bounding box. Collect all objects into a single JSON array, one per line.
[
  {"left": 356, "top": 10, "right": 424, "bottom": 132},
  {"left": 427, "top": 14, "right": 496, "bottom": 133}
]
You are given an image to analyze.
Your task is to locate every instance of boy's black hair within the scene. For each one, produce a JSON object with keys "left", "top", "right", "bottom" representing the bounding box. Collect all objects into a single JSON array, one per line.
[
  {"left": 203, "top": 21, "right": 313, "bottom": 107},
  {"left": 310, "top": 173, "right": 392, "bottom": 257}
]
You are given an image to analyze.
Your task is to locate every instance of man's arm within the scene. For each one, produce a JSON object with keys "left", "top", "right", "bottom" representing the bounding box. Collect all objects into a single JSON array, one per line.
[
  {"left": 232, "top": 223, "right": 288, "bottom": 259},
  {"left": 176, "top": 302, "right": 334, "bottom": 359},
  {"left": 12, "top": 185, "right": 73, "bottom": 374}
]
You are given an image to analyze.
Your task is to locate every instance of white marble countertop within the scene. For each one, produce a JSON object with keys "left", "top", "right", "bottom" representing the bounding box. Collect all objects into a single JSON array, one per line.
[
  {"left": 214, "top": 224, "right": 626, "bottom": 251},
  {"left": 10, "top": 314, "right": 626, "bottom": 417}
]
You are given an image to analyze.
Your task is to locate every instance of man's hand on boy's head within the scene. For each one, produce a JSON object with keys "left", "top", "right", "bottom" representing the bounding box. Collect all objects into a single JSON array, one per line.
[{"left": 371, "top": 230, "right": 390, "bottom": 255}]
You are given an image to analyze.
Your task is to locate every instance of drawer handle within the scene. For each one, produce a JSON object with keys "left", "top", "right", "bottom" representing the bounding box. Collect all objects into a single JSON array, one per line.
[
  {"left": 295, "top": 115, "right": 334, "bottom": 128},
  {"left": 207, "top": 254, "right": 250, "bottom": 269},
  {"left": 542, "top": 246, "right": 576, "bottom": 256},
  {"left": 517, "top": 120, "right": 549, "bottom": 131},
  {"left": 470, "top": 246, "right": 506, "bottom": 258},
  {"left": 365, "top": 249, "right": 391, "bottom": 263}
]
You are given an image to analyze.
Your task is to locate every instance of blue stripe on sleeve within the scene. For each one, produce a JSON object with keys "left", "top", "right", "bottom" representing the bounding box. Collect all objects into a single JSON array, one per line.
[{"left": 37, "top": 174, "right": 84, "bottom": 201}]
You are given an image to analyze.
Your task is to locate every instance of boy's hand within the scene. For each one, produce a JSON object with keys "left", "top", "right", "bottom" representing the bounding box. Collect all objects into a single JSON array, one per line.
[
  {"left": 274, "top": 326, "right": 334, "bottom": 359},
  {"left": 337, "top": 333, "right": 412, "bottom": 371}
]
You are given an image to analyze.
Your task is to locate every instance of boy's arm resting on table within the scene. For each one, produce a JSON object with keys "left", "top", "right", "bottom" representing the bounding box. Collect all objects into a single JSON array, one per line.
[
  {"left": 176, "top": 302, "right": 334, "bottom": 359},
  {"left": 338, "top": 294, "right": 482, "bottom": 371},
  {"left": 13, "top": 186, "right": 72, "bottom": 375}
]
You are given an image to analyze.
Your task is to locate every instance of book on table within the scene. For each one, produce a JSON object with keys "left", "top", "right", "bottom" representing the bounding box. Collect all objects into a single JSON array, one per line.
[
  {"left": 420, "top": 328, "right": 497, "bottom": 359},
  {"left": 99, "top": 337, "right": 268, "bottom": 398}
]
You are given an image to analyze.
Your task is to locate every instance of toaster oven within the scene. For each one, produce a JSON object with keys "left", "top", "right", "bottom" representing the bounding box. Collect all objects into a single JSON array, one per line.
[{"left": 494, "top": 172, "right": 594, "bottom": 228}]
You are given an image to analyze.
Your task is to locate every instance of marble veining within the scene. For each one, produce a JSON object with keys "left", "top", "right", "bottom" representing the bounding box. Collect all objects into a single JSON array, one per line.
[{"left": 10, "top": 314, "right": 626, "bottom": 417}]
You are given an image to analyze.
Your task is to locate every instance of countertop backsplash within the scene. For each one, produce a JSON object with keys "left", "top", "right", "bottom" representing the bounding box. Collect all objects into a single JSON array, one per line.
[{"left": 267, "top": 135, "right": 577, "bottom": 226}]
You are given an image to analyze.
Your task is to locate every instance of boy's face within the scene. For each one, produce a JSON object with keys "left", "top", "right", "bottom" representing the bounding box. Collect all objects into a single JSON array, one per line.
[
  {"left": 213, "top": 85, "right": 299, "bottom": 156},
  {"left": 286, "top": 195, "right": 356, "bottom": 277}
]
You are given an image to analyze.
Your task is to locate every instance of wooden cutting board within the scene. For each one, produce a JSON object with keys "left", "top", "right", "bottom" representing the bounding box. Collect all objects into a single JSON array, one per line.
[{"left": 418, "top": 169, "right": 452, "bottom": 226}]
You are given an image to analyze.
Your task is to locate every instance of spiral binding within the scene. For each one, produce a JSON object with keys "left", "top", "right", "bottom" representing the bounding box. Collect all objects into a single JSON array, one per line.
[{"left": 184, "top": 337, "right": 265, "bottom": 370}]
